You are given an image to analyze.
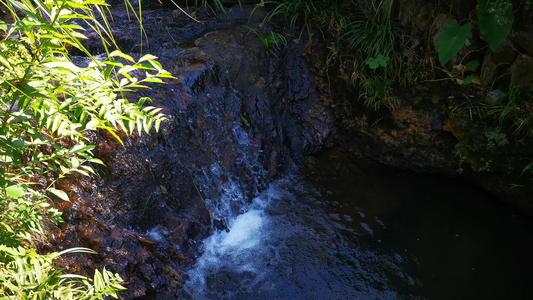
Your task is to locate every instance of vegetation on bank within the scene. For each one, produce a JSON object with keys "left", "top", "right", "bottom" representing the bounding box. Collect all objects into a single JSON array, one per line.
[
  {"left": 0, "top": 0, "right": 171, "bottom": 297},
  {"left": 254, "top": 0, "right": 533, "bottom": 188}
]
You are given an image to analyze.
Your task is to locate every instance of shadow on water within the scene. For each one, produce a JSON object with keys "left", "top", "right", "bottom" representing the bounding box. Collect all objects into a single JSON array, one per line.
[
  {"left": 305, "top": 148, "right": 533, "bottom": 299},
  {"left": 180, "top": 147, "right": 533, "bottom": 299}
]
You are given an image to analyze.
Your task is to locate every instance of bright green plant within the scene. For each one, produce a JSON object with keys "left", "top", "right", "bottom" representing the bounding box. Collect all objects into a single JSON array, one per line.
[
  {"left": 343, "top": 0, "right": 399, "bottom": 58},
  {"left": 360, "top": 76, "right": 401, "bottom": 111},
  {"left": 0, "top": 246, "right": 125, "bottom": 299},
  {"left": 244, "top": 25, "right": 288, "bottom": 54},
  {"left": 263, "top": 0, "right": 326, "bottom": 41},
  {"left": 478, "top": 0, "right": 513, "bottom": 50},
  {"left": 488, "top": 72, "right": 533, "bottom": 137},
  {"left": 438, "top": 20, "right": 471, "bottom": 65},
  {"left": 438, "top": 0, "right": 514, "bottom": 65},
  {"left": 365, "top": 55, "right": 389, "bottom": 70},
  {"left": 0, "top": 0, "right": 172, "bottom": 297}
]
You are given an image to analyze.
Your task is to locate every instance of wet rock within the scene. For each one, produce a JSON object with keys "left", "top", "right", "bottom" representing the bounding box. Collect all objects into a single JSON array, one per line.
[
  {"left": 221, "top": 0, "right": 257, "bottom": 5},
  {"left": 398, "top": 0, "right": 425, "bottom": 26},
  {"left": 509, "top": 54, "right": 533, "bottom": 90},
  {"left": 486, "top": 90, "right": 506, "bottom": 104},
  {"left": 440, "top": 0, "right": 477, "bottom": 19},
  {"left": 413, "top": 3, "right": 435, "bottom": 32},
  {"left": 509, "top": 31, "right": 533, "bottom": 56},
  {"left": 480, "top": 40, "right": 518, "bottom": 86},
  {"left": 47, "top": 3, "right": 334, "bottom": 298},
  {"left": 212, "top": 218, "right": 228, "bottom": 231},
  {"left": 431, "top": 14, "right": 453, "bottom": 57},
  {"left": 431, "top": 114, "right": 444, "bottom": 130}
]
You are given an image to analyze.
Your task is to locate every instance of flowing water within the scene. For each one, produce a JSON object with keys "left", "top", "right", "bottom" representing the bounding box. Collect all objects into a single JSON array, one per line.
[{"left": 178, "top": 148, "right": 533, "bottom": 299}]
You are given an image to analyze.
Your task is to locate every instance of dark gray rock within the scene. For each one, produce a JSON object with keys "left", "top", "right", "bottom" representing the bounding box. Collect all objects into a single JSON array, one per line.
[
  {"left": 509, "top": 54, "right": 533, "bottom": 90},
  {"left": 510, "top": 31, "right": 533, "bottom": 56},
  {"left": 480, "top": 40, "right": 518, "bottom": 86}
]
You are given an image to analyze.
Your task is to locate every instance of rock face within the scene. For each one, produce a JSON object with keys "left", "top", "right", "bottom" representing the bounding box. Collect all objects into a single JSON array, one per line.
[
  {"left": 480, "top": 32, "right": 533, "bottom": 90},
  {"left": 46, "top": 6, "right": 333, "bottom": 299}
]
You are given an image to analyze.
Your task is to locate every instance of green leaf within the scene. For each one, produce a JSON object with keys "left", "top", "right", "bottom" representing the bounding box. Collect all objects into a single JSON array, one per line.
[
  {"left": 478, "top": 0, "right": 513, "bottom": 50},
  {"left": 103, "top": 60, "right": 123, "bottom": 67},
  {"left": 465, "top": 60, "right": 480, "bottom": 71},
  {"left": 12, "top": 140, "right": 25, "bottom": 148},
  {"left": 0, "top": 52, "right": 11, "bottom": 69},
  {"left": 0, "top": 20, "right": 7, "bottom": 32},
  {"left": 103, "top": 65, "right": 113, "bottom": 80},
  {"left": 463, "top": 76, "right": 473, "bottom": 85},
  {"left": 148, "top": 60, "right": 163, "bottom": 71},
  {"left": 108, "top": 50, "right": 134, "bottom": 62},
  {"left": 139, "top": 54, "right": 158, "bottom": 62},
  {"left": 143, "top": 77, "right": 164, "bottom": 83},
  {"left": 438, "top": 20, "right": 471, "bottom": 66},
  {"left": 85, "top": 119, "right": 100, "bottom": 130},
  {"left": 49, "top": 188, "right": 69, "bottom": 201},
  {"left": 70, "top": 145, "right": 95, "bottom": 153},
  {"left": 6, "top": 185, "right": 25, "bottom": 199},
  {"left": 241, "top": 116, "right": 251, "bottom": 127},
  {"left": 41, "top": 61, "right": 81, "bottom": 72},
  {"left": 451, "top": 69, "right": 462, "bottom": 75}
]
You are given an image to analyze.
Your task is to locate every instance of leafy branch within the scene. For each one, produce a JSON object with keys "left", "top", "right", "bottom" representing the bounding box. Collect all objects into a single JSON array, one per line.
[{"left": 0, "top": 0, "right": 173, "bottom": 298}]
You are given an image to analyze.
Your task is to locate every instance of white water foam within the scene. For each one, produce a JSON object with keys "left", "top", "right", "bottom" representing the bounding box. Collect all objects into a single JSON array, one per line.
[
  {"left": 220, "top": 210, "right": 264, "bottom": 249},
  {"left": 183, "top": 181, "right": 285, "bottom": 298}
]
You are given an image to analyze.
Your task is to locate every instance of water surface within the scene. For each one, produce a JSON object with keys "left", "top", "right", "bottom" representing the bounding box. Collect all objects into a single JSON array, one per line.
[{"left": 179, "top": 148, "right": 533, "bottom": 299}]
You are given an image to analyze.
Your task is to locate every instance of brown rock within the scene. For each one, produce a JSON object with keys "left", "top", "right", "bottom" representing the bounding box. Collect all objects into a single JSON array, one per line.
[
  {"left": 431, "top": 14, "right": 454, "bottom": 55},
  {"left": 509, "top": 54, "right": 533, "bottom": 90},
  {"left": 480, "top": 40, "right": 518, "bottom": 86},
  {"left": 414, "top": 4, "right": 435, "bottom": 32},
  {"left": 509, "top": 31, "right": 533, "bottom": 57}
]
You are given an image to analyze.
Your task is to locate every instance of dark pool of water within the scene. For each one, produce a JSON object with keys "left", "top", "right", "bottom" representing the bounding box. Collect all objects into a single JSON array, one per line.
[
  {"left": 180, "top": 148, "right": 533, "bottom": 299},
  {"left": 305, "top": 148, "right": 533, "bottom": 299}
]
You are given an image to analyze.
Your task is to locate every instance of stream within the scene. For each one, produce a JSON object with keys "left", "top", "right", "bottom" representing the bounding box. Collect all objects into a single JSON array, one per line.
[
  {"left": 38, "top": 4, "right": 533, "bottom": 298},
  {"left": 177, "top": 148, "right": 533, "bottom": 299}
]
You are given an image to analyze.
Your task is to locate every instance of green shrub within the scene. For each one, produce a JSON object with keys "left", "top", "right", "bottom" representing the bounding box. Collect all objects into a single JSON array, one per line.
[
  {"left": 244, "top": 25, "right": 287, "bottom": 54},
  {"left": 0, "top": 0, "right": 172, "bottom": 297},
  {"left": 264, "top": 0, "right": 329, "bottom": 41},
  {"left": 488, "top": 73, "right": 533, "bottom": 137},
  {"left": 343, "top": 0, "right": 398, "bottom": 58},
  {"left": 437, "top": 0, "right": 514, "bottom": 66},
  {"left": 360, "top": 76, "right": 401, "bottom": 111},
  {"left": 262, "top": 0, "right": 408, "bottom": 110}
]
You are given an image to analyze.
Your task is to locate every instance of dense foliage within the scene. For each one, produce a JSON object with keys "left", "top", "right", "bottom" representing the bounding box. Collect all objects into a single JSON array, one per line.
[
  {"left": 259, "top": 0, "right": 533, "bottom": 185},
  {"left": 0, "top": 0, "right": 171, "bottom": 297}
]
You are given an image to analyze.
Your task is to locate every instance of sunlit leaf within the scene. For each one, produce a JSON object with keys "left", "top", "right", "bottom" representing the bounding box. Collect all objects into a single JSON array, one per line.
[
  {"left": 139, "top": 54, "right": 158, "bottom": 62},
  {"left": 0, "top": 20, "right": 7, "bottom": 32},
  {"left": 48, "top": 187, "right": 69, "bottom": 201},
  {"left": 0, "top": 52, "right": 12, "bottom": 69},
  {"left": 6, "top": 185, "right": 25, "bottom": 199},
  {"left": 108, "top": 50, "right": 134, "bottom": 62}
]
